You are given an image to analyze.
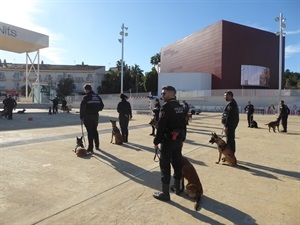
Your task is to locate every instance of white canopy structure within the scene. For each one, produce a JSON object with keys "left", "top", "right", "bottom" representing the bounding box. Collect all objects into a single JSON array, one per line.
[{"left": 0, "top": 21, "right": 49, "bottom": 103}]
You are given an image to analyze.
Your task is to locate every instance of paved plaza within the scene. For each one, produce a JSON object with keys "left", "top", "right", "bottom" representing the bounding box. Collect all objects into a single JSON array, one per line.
[{"left": 0, "top": 108, "right": 299, "bottom": 225}]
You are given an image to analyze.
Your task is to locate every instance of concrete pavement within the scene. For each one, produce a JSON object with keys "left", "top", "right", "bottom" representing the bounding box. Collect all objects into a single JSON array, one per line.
[{"left": 0, "top": 108, "right": 299, "bottom": 225}]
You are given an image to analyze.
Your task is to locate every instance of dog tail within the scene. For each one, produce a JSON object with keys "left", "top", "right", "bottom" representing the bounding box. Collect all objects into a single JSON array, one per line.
[{"left": 194, "top": 195, "right": 201, "bottom": 211}]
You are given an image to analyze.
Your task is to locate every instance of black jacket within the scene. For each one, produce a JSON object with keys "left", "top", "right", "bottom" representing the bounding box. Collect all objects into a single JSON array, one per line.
[
  {"left": 222, "top": 98, "right": 239, "bottom": 127},
  {"left": 117, "top": 100, "right": 132, "bottom": 118},
  {"left": 4, "top": 97, "right": 17, "bottom": 109},
  {"left": 80, "top": 91, "right": 104, "bottom": 119},
  {"left": 154, "top": 99, "right": 186, "bottom": 145},
  {"left": 244, "top": 104, "right": 254, "bottom": 114},
  {"left": 279, "top": 104, "right": 290, "bottom": 118}
]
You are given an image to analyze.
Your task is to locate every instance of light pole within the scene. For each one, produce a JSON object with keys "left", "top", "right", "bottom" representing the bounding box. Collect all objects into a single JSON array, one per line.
[
  {"left": 118, "top": 23, "right": 128, "bottom": 93},
  {"left": 275, "top": 13, "right": 286, "bottom": 112}
]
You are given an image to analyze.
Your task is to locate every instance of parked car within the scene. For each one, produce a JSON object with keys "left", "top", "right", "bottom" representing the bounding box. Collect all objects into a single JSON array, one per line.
[{"left": 189, "top": 104, "right": 202, "bottom": 115}]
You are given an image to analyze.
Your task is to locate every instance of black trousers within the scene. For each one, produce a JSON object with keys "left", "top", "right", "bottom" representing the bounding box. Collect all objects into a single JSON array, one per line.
[
  {"left": 247, "top": 113, "right": 253, "bottom": 127},
  {"left": 281, "top": 116, "right": 288, "bottom": 131},
  {"left": 226, "top": 124, "right": 238, "bottom": 153},
  {"left": 119, "top": 115, "right": 129, "bottom": 141},
  {"left": 52, "top": 104, "right": 58, "bottom": 114},
  {"left": 159, "top": 139, "right": 182, "bottom": 185},
  {"left": 7, "top": 107, "right": 13, "bottom": 119},
  {"left": 83, "top": 115, "right": 99, "bottom": 150}
]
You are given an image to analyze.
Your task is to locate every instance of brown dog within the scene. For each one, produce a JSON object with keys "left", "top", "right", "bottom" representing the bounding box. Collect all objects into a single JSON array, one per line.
[
  {"left": 73, "top": 136, "right": 88, "bottom": 157},
  {"left": 209, "top": 132, "right": 249, "bottom": 170},
  {"left": 265, "top": 117, "right": 280, "bottom": 132},
  {"left": 110, "top": 120, "right": 123, "bottom": 145},
  {"left": 171, "top": 156, "right": 203, "bottom": 210}
]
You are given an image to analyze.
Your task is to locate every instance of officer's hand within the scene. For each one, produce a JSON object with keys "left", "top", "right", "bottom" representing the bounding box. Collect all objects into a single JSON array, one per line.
[
  {"left": 223, "top": 127, "right": 228, "bottom": 134},
  {"left": 154, "top": 144, "right": 159, "bottom": 150}
]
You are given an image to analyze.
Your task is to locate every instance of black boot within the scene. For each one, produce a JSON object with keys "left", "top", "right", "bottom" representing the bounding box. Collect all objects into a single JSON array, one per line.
[
  {"left": 153, "top": 184, "right": 170, "bottom": 201},
  {"left": 170, "top": 179, "right": 181, "bottom": 195}
]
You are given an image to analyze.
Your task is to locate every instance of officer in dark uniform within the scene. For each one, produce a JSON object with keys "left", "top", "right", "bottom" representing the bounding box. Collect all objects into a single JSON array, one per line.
[
  {"left": 80, "top": 84, "right": 104, "bottom": 153},
  {"left": 153, "top": 86, "right": 186, "bottom": 201},
  {"left": 49, "top": 96, "right": 59, "bottom": 114},
  {"left": 278, "top": 100, "right": 289, "bottom": 132},
  {"left": 244, "top": 100, "right": 254, "bottom": 127},
  {"left": 4, "top": 95, "right": 17, "bottom": 120},
  {"left": 221, "top": 91, "right": 239, "bottom": 153},
  {"left": 117, "top": 93, "right": 132, "bottom": 143}
]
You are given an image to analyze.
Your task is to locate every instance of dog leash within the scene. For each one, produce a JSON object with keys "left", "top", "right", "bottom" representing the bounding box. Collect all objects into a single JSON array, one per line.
[
  {"left": 81, "top": 119, "right": 87, "bottom": 147},
  {"left": 153, "top": 147, "right": 161, "bottom": 162}
]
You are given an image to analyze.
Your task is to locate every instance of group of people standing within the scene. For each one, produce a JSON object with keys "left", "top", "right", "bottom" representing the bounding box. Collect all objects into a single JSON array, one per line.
[{"left": 78, "top": 83, "right": 290, "bottom": 202}]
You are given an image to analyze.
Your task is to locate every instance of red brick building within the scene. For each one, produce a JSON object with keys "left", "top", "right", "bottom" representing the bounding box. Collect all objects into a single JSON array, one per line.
[{"left": 160, "top": 20, "right": 284, "bottom": 90}]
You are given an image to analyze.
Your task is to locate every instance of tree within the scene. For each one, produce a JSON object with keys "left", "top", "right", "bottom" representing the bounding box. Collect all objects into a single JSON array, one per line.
[
  {"left": 20, "top": 85, "right": 31, "bottom": 96},
  {"left": 144, "top": 67, "right": 158, "bottom": 95},
  {"left": 150, "top": 53, "right": 161, "bottom": 66},
  {"left": 56, "top": 77, "right": 76, "bottom": 97},
  {"left": 130, "top": 64, "right": 145, "bottom": 93},
  {"left": 284, "top": 69, "right": 300, "bottom": 89}
]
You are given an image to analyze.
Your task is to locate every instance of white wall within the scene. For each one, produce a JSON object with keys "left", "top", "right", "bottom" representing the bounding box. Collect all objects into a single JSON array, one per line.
[{"left": 158, "top": 72, "right": 211, "bottom": 92}]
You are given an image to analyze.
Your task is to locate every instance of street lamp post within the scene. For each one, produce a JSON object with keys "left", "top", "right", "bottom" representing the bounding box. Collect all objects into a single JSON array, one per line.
[
  {"left": 275, "top": 13, "right": 286, "bottom": 112},
  {"left": 118, "top": 23, "right": 128, "bottom": 93}
]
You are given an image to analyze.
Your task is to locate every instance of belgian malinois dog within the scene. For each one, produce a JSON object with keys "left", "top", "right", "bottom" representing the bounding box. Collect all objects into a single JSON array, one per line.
[
  {"left": 265, "top": 117, "right": 280, "bottom": 132},
  {"left": 73, "top": 136, "right": 88, "bottom": 157},
  {"left": 209, "top": 132, "right": 249, "bottom": 170},
  {"left": 110, "top": 120, "right": 123, "bottom": 145},
  {"left": 179, "top": 156, "right": 203, "bottom": 210}
]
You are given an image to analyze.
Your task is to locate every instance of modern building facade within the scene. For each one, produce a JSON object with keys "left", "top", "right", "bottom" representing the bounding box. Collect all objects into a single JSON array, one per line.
[{"left": 160, "top": 20, "right": 284, "bottom": 90}]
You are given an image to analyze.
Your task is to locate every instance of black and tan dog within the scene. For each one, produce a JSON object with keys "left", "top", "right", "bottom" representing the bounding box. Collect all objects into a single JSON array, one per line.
[
  {"left": 73, "top": 136, "right": 88, "bottom": 157},
  {"left": 265, "top": 117, "right": 280, "bottom": 132},
  {"left": 0, "top": 109, "right": 8, "bottom": 118},
  {"left": 17, "top": 109, "right": 26, "bottom": 114},
  {"left": 171, "top": 156, "right": 203, "bottom": 210},
  {"left": 209, "top": 132, "right": 249, "bottom": 170},
  {"left": 110, "top": 120, "right": 123, "bottom": 145}
]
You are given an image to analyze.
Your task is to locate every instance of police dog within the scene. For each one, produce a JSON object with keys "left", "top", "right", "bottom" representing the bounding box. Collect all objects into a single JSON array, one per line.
[
  {"left": 110, "top": 120, "right": 123, "bottom": 145},
  {"left": 17, "top": 109, "right": 26, "bottom": 114},
  {"left": 250, "top": 120, "right": 258, "bottom": 128},
  {"left": 178, "top": 156, "right": 203, "bottom": 210},
  {"left": 73, "top": 136, "right": 88, "bottom": 157},
  {"left": 209, "top": 132, "right": 249, "bottom": 170},
  {"left": 0, "top": 109, "right": 8, "bottom": 118},
  {"left": 265, "top": 117, "right": 280, "bottom": 132}
]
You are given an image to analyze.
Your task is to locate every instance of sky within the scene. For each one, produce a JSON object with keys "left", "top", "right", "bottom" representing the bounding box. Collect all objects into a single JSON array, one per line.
[{"left": 0, "top": 0, "right": 299, "bottom": 73}]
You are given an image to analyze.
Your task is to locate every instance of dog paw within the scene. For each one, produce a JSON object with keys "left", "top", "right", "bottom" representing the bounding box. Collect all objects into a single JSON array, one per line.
[{"left": 215, "top": 162, "right": 220, "bottom": 164}]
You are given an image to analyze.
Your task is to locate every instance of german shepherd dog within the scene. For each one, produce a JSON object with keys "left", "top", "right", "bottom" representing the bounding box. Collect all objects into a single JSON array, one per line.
[
  {"left": 73, "top": 136, "right": 88, "bottom": 157},
  {"left": 209, "top": 132, "right": 249, "bottom": 170},
  {"left": 110, "top": 120, "right": 123, "bottom": 145},
  {"left": 175, "top": 156, "right": 203, "bottom": 210},
  {"left": 265, "top": 117, "right": 280, "bottom": 132},
  {"left": 0, "top": 109, "right": 8, "bottom": 118},
  {"left": 250, "top": 120, "right": 258, "bottom": 128},
  {"left": 17, "top": 109, "right": 26, "bottom": 114}
]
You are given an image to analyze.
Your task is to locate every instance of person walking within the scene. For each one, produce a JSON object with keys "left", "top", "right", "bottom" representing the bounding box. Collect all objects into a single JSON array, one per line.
[
  {"left": 221, "top": 91, "right": 239, "bottom": 153},
  {"left": 117, "top": 94, "right": 132, "bottom": 143},
  {"left": 153, "top": 86, "right": 186, "bottom": 201},
  {"left": 150, "top": 98, "right": 161, "bottom": 136},
  {"left": 4, "top": 95, "right": 17, "bottom": 120},
  {"left": 278, "top": 100, "right": 290, "bottom": 133},
  {"left": 244, "top": 101, "right": 254, "bottom": 127},
  {"left": 80, "top": 84, "right": 104, "bottom": 153}
]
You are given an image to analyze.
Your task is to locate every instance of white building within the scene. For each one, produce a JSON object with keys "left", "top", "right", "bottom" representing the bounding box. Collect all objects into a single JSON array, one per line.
[{"left": 0, "top": 60, "right": 105, "bottom": 97}]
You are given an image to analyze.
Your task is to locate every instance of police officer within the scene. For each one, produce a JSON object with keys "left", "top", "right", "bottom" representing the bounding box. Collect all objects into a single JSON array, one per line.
[
  {"left": 221, "top": 91, "right": 239, "bottom": 153},
  {"left": 49, "top": 96, "right": 59, "bottom": 114},
  {"left": 278, "top": 100, "right": 289, "bottom": 132},
  {"left": 4, "top": 95, "right": 17, "bottom": 120},
  {"left": 244, "top": 100, "right": 254, "bottom": 127},
  {"left": 117, "top": 93, "right": 132, "bottom": 143},
  {"left": 153, "top": 86, "right": 186, "bottom": 201},
  {"left": 80, "top": 84, "right": 104, "bottom": 153}
]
